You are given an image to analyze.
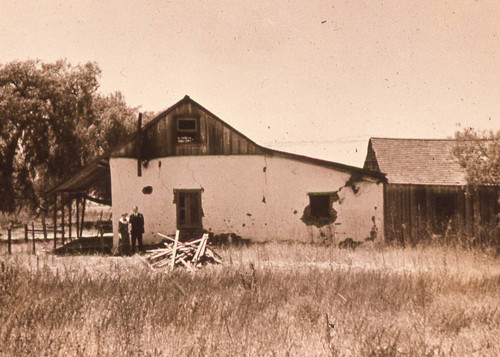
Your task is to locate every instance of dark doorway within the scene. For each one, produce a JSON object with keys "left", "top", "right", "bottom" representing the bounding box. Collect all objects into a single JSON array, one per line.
[
  {"left": 174, "top": 189, "right": 203, "bottom": 229},
  {"left": 434, "top": 193, "right": 457, "bottom": 233}
]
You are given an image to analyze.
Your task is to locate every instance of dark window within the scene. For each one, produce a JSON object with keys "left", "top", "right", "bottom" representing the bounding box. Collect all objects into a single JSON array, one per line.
[
  {"left": 434, "top": 193, "right": 457, "bottom": 233},
  {"left": 176, "top": 118, "right": 199, "bottom": 144},
  {"left": 309, "top": 193, "right": 331, "bottom": 218},
  {"left": 174, "top": 189, "right": 202, "bottom": 228}
]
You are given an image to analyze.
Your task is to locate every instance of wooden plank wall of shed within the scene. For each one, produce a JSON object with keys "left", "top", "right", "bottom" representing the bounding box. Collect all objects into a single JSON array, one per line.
[
  {"left": 385, "top": 185, "right": 450, "bottom": 243},
  {"left": 475, "top": 187, "right": 499, "bottom": 241},
  {"left": 384, "top": 184, "right": 499, "bottom": 244},
  {"left": 114, "top": 102, "right": 265, "bottom": 159},
  {"left": 385, "top": 184, "right": 463, "bottom": 243}
]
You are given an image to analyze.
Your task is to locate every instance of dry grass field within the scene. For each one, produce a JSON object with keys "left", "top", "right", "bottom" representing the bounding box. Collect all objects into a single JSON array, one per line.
[{"left": 0, "top": 241, "right": 499, "bottom": 356}]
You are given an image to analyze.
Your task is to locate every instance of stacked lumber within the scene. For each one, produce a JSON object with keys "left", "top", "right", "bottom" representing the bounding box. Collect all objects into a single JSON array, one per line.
[{"left": 145, "top": 231, "right": 222, "bottom": 272}]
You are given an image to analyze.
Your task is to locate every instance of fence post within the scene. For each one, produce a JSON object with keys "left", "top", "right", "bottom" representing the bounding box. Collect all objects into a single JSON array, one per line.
[
  {"left": 24, "top": 224, "right": 28, "bottom": 243},
  {"left": 53, "top": 193, "right": 57, "bottom": 250},
  {"left": 68, "top": 198, "right": 72, "bottom": 241},
  {"left": 61, "top": 194, "right": 65, "bottom": 246},
  {"left": 7, "top": 225, "right": 12, "bottom": 255},
  {"left": 42, "top": 215, "right": 48, "bottom": 241},
  {"left": 99, "top": 210, "right": 104, "bottom": 252},
  {"left": 80, "top": 198, "right": 86, "bottom": 238},
  {"left": 32, "top": 222, "right": 36, "bottom": 254},
  {"left": 76, "top": 196, "right": 80, "bottom": 239}
]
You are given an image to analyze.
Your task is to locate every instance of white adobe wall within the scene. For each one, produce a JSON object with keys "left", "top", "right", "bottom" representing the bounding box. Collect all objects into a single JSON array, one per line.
[{"left": 110, "top": 156, "right": 383, "bottom": 246}]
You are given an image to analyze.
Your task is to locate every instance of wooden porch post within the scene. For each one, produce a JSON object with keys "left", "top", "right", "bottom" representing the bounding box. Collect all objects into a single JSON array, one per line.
[
  {"left": 7, "top": 225, "right": 12, "bottom": 255},
  {"left": 61, "top": 193, "right": 65, "bottom": 245},
  {"left": 80, "top": 198, "right": 86, "bottom": 238},
  {"left": 76, "top": 196, "right": 80, "bottom": 239},
  {"left": 68, "top": 197, "right": 72, "bottom": 241},
  {"left": 53, "top": 193, "right": 57, "bottom": 250}
]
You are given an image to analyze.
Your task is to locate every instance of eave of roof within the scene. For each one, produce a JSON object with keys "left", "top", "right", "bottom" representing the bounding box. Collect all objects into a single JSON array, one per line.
[
  {"left": 46, "top": 156, "right": 109, "bottom": 194},
  {"left": 267, "top": 148, "right": 386, "bottom": 180}
]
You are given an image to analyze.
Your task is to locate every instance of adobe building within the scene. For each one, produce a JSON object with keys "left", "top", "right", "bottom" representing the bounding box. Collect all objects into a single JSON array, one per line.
[{"left": 52, "top": 96, "right": 386, "bottom": 247}]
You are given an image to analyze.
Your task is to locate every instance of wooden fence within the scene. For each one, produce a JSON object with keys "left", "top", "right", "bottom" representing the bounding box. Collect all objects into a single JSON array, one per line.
[{"left": 4, "top": 220, "right": 110, "bottom": 255}]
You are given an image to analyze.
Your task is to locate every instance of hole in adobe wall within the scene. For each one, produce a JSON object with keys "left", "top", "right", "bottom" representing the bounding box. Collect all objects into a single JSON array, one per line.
[
  {"left": 301, "top": 192, "right": 339, "bottom": 228},
  {"left": 142, "top": 186, "right": 153, "bottom": 195}
]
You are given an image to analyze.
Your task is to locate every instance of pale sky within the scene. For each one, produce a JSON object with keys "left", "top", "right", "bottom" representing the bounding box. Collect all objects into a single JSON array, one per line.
[{"left": 1, "top": 0, "right": 499, "bottom": 166}]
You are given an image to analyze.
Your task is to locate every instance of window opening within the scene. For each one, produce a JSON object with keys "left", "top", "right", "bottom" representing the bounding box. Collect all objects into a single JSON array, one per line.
[
  {"left": 176, "top": 118, "right": 199, "bottom": 144},
  {"left": 174, "top": 189, "right": 202, "bottom": 228},
  {"left": 309, "top": 194, "right": 331, "bottom": 218},
  {"left": 301, "top": 192, "right": 339, "bottom": 228}
]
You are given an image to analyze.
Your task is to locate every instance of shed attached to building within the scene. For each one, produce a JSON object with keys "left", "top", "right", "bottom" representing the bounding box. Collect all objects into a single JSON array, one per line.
[{"left": 364, "top": 138, "right": 499, "bottom": 244}]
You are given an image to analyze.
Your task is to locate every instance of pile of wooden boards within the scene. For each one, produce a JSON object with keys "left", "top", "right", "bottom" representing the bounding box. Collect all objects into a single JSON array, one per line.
[{"left": 145, "top": 231, "right": 222, "bottom": 272}]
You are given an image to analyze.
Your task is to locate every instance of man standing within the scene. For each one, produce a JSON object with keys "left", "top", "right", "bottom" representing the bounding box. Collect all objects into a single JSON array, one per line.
[{"left": 129, "top": 206, "right": 145, "bottom": 253}]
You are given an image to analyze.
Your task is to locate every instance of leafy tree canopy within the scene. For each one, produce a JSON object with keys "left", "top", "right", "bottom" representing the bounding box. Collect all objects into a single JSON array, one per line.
[
  {"left": 453, "top": 127, "right": 500, "bottom": 185},
  {"left": 0, "top": 59, "right": 137, "bottom": 213}
]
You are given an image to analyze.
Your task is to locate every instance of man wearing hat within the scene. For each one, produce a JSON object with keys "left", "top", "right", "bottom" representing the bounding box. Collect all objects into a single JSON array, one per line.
[{"left": 129, "top": 206, "right": 145, "bottom": 253}]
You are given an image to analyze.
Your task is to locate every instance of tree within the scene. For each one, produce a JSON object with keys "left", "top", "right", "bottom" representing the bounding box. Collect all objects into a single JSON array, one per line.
[
  {"left": 0, "top": 59, "right": 137, "bottom": 213},
  {"left": 453, "top": 127, "right": 500, "bottom": 185}
]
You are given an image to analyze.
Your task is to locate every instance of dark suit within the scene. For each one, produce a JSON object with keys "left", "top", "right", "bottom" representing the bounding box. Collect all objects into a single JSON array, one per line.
[{"left": 129, "top": 213, "right": 145, "bottom": 253}]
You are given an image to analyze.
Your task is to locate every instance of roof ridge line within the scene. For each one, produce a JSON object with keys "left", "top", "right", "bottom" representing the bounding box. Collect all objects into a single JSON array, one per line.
[{"left": 370, "top": 137, "right": 456, "bottom": 141}]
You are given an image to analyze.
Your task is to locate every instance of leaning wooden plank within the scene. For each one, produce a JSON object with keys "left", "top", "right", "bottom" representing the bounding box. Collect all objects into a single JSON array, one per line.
[
  {"left": 181, "top": 246, "right": 198, "bottom": 256},
  {"left": 136, "top": 254, "right": 156, "bottom": 272},
  {"left": 170, "top": 230, "right": 180, "bottom": 269},
  {"left": 147, "top": 249, "right": 172, "bottom": 260},
  {"left": 192, "top": 237, "right": 206, "bottom": 265},
  {"left": 147, "top": 249, "right": 171, "bottom": 259},
  {"left": 192, "top": 233, "right": 208, "bottom": 265},
  {"left": 205, "top": 249, "right": 223, "bottom": 264},
  {"left": 206, "top": 247, "right": 223, "bottom": 260},
  {"left": 157, "top": 233, "right": 176, "bottom": 241},
  {"left": 174, "top": 252, "right": 190, "bottom": 265},
  {"left": 199, "top": 233, "right": 209, "bottom": 258},
  {"left": 153, "top": 252, "right": 187, "bottom": 268},
  {"left": 157, "top": 233, "right": 204, "bottom": 247},
  {"left": 149, "top": 254, "right": 173, "bottom": 266},
  {"left": 154, "top": 260, "right": 172, "bottom": 269},
  {"left": 146, "top": 249, "right": 167, "bottom": 253},
  {"left": 178, "top": 257, "right": 195, "bottom": 272},
  {"left": 148, "top": 248, "right": 174, "bottom": 261},
  {"left": 147, "top": 246, "right": 172, "bottom": 252},
  {"left": 183, "top": 238, "right": 205, "bottom": 247}
]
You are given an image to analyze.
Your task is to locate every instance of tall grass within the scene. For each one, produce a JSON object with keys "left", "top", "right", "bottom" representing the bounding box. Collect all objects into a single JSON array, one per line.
[{"left": 0, "top": 243, "right": 499, "bottom": 356}]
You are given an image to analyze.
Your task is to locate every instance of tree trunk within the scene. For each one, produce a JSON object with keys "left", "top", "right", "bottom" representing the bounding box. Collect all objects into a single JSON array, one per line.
[{"left": 0, "top": 133, "right": 22, "bottom": 212}]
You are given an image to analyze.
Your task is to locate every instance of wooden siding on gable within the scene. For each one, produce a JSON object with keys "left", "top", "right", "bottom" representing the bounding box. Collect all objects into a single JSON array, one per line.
[
  {"left": 112, "top": 100, "right": 264, "bottom": 159},
  {"left": 363, "top": 141, "right": 380, "bottom": 172}
]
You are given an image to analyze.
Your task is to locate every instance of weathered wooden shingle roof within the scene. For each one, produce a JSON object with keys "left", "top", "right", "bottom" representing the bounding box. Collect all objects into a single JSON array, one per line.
[{"left": 364, "top": 138, "right": 466, "bottom": 185}]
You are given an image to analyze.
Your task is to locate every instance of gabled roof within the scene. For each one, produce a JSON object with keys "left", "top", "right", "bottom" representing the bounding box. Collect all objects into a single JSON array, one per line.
[
  {"left": 49, "top": 96, "right": 386, "bottom": 194},
  {"left": 111, "top": 95, "right": 264, "bottom": 157},
  {"left": 364, "top": 138, "right": 466, "bottom": 185}
]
